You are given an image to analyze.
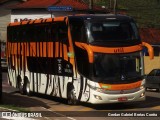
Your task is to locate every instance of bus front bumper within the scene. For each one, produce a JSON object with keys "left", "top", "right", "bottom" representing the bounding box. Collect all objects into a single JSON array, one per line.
[{"left": 88, "top": 89, "right": 145, "bottom": 104}]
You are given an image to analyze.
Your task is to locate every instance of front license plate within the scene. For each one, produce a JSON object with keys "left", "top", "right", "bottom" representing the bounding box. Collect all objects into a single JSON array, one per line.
[{"left": 118, "top": 97, "right": 128, "bottom": 102}]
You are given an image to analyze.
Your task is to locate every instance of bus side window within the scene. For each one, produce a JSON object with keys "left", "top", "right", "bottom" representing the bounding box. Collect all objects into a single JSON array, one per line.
[
  {"left": 29, "top": 25, "right": 35, "bottom": 42},
  {"left": 58, "top": 22, "right": 68, "bottom": 44},
  {"left": 34, "top": 24, "right": 45, "bottom": 42},
  {"left": 7, "top": 27, "right": 12, "bottom": 42},
  {"left": 45, "top": 24, "right": 51, "bottom": 41},
  {"left": 12, "top": 26, "right": 18, "bottom": 42},
  {"left": 20, "top": 26, "right": 27, "bottom": 42},
  {"left": 24, "top": 25, "right": 32, "bottom": 42},
  {"left": 70, "top": 20, "right": 86, "bottom": 43},
  {"left": 50, "top": 23, "right": 58, "bottom": 42}
]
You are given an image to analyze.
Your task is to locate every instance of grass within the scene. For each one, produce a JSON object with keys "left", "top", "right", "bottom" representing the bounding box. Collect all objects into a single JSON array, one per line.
[
  {"left": 0, "top": 104, "right": 29, "bottom": 112},
  {"left": 95, "top": 0, "right": 160, "bottom": 28}
]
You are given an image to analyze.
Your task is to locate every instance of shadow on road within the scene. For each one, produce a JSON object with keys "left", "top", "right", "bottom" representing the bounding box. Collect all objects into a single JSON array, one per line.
[
  {"left": 1, "top": 72, "right": 160, "bottom": 111},
  {"left": 1, "top": 92, "right": 50, "bottom": 109}
]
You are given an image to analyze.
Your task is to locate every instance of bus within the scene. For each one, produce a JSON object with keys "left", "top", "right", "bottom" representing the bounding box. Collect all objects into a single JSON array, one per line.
[{"left": 7, "top": 14, "right": 154, "bottom": 105}]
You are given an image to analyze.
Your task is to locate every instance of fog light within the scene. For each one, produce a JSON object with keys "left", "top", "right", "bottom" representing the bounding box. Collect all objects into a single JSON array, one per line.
[
  {"left": 140, "top": 92, "right": 145, "bottom": 97},
  {"left": 94, "top": 95, "right": 102, "bottom": 100}
]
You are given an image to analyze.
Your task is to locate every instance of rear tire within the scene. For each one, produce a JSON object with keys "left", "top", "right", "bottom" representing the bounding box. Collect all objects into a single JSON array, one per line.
[
  {"left": 67, "top": 88, "right": 77, "bottom": 105},
  {"left": 18, "top": 79, "right": 25, "bottom": 95},
  {"left": 24, "top": 78, "right": 31, "bottom": 96},
  {"left": 26, "top": 81, "right": 31, "bottom": 96},
  {"left": 156, "top": 88, "right": 160, "bottom": 92}
]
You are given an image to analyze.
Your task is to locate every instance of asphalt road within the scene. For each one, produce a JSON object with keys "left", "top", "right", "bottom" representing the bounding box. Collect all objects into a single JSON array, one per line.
[{"left": 1, "top": 72, "right": 160, "bottom": 120}]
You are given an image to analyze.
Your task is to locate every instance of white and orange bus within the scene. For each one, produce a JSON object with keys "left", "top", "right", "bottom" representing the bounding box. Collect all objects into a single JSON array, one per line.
[{"left": 7, "top": 14, "right": 153, "bottom": 104}]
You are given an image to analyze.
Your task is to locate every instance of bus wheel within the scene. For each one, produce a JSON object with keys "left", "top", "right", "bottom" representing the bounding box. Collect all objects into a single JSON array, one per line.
[
  {"left": 18, "top": 79, "right": 24, "bottom": 95},
  {"left": 26, "top": 81, "right": 31, "bottom": 96},
  {"left": 24, "top": 78, "right": 31, "bottom": 96},
  {"left": 67, "top": 88, "right": 77, "bottom": 105}
]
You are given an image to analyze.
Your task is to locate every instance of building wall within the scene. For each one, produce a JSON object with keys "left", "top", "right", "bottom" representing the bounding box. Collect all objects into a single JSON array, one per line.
[
  {"left": 0, "top": 5, "right": 10, "bottom": 42},
  {"left": 0, "top": 0, "right": 22, "bottom": 42},
  {"left": 11, "top": 9, "right": 51, "bottom": 22},
  {"left": 144, "top": 56, "right": 160, "bottom": 74}
]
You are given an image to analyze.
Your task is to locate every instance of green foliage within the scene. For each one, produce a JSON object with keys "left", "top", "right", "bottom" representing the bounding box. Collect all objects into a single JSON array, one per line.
[
  {"left": 0, "top": 105, "right": 29, "bottom": 112},
  {"left": 95, "top": 0, "right": 160, "bottom": 28}
]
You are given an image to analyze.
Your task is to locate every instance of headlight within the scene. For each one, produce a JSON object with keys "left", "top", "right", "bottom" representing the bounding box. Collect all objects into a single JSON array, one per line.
[
  {"left": 89, "top": 84, "right": 106, "bottom": 93},
  {"left": 140, "top": 79, "right": 145, "bottom": 90}
]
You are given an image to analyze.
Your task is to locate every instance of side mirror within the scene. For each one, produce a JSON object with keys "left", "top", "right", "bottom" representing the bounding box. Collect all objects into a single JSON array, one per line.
[{"left": 142, "top": 42, "right": 154, "bottom": 60}]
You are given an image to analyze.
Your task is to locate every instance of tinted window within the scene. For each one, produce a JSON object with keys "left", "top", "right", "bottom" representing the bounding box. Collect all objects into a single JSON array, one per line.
[
  {"left": 69, "top": 18, "right": 87, "bottom": 43},
  {"left": 87, "top": 21, "right": 139, "bottom": 42},
  {"left": 7, "top": 22, "right": 68, "bottom": 43},
  {"left": 94, "top": 51, "right": 142, "bottom": 81}
]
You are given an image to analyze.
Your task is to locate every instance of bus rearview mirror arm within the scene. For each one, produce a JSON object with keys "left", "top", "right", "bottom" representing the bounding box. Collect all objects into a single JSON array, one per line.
[{"left": 142, "top": 42, "right": 154, "bottom": 60}]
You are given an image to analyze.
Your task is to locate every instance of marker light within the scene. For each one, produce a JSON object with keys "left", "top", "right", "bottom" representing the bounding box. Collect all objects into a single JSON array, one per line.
[{"left": 140, "top": 92, "right": 145, "bottom": 97}]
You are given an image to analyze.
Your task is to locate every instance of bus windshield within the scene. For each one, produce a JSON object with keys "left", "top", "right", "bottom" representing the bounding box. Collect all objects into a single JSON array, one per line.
[
  {"left": 86, "top": 20, "right": 139, "bottom": 43},
  {"left": 93, "top": 51, "right": 143, "bottom": 83}
]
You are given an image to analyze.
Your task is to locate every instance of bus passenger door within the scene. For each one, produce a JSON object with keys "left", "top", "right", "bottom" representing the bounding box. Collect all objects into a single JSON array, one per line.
[{"left": 68, "top": 18, "right": 91, "bottom": 101}]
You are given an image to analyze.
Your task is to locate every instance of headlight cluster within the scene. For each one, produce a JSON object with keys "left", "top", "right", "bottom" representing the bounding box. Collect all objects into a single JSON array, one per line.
[
  {"left": 140, "top": 79, "right": 145, "bottom": 90},
  {"left": 89, "top": 84, "right": 106, "bottom": 93},
  {"left": 140, "top": 85, "right": 145, "bottom": 90}
]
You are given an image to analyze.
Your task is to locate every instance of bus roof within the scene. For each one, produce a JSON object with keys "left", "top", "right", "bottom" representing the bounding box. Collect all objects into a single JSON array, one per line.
[
  {"left": 8, "top": 16, "right": 66, "bottom": 26},
  {"left": 68, "top": 14, "right": 133, "bottom": 21},
  {"left": 8, "top": 14, "right": 133, "bottom": 27}
]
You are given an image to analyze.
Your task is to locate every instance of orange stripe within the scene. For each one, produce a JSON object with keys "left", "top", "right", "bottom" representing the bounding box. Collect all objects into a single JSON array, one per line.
[
  {"left": 29, "top": 20, "right": 35, "bottom": 24},
  {"left": 99, "top": 81, "right": 142, "bottom": 90},
  {"left": 75, "top": 42, "right": 143, "bottom": 63},
  {"left": 90, "top": 45, "right": 142, "bottom": 54},
  {"left": 54, "top": 17, "right": 65, "bottom": 22},
  {"left": 9, "top": 22, "right": 20, "bottom": 26},
  {"left": 48, "top": 42, "right": 52, "bottom": 57},
  {"left": 45, "top": 18, "right": 53, "bottom": 23},
  {"left": 75, "top": 42, "right": 93, "bottom": 63},
  {"left": 34, "top": 19, "right": 42, "bottom": 24},
  {"left": 21, "top": 21, "right": 28, "bottom": 25},
  {"left": 40, "top": 42, "right": 43, "bottom": 57},
  {"left": 142, "top": 42, "right": 154, "bottom": 60},
  {"left": 63, "top": 44, "right": 68, "bottom": 60}
]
